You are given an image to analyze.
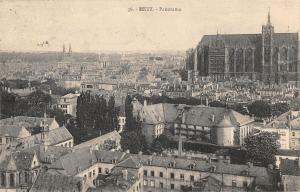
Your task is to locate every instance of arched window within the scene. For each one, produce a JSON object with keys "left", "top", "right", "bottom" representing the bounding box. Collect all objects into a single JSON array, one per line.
[
  {"left": 290, "top": 47, "right": 297, "bottom": 72},
  {"left": 9, "top": 173, "right": 14, "bottom": 186},
  {"left": 273, "top": 47, "right": 279, "bottom": 72},
  {"left": 245, "top": 48, "right": 253, "bottom": 72},
  {"left": 228, "top": 48, "right": 235, "bottom": 72},
  {"left": 280, "top": 47, "right": 288, "bottom": 61},
  {"left": 1, "top": 173, "right": 5, "bottom": 186},
  {"left": 236, "top": 48, "right": 244, "bottom": 72}
]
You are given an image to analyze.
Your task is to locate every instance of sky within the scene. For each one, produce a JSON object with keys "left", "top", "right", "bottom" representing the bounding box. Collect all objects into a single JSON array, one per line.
[{"left": 0, "top": 0, "right": 299, "bottom": 52}]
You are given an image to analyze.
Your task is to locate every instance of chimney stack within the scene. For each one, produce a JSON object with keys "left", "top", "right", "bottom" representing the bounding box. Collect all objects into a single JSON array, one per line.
[
  {"left": 182, "top": 111, "right": 186, "bottom": 124},
  {"left": 122, "top": 169, "right": 128, "bottom": 180}
]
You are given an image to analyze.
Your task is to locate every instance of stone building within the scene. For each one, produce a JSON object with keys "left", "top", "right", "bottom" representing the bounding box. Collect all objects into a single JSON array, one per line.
[{"left": 186, "top": 11, "right": 299, "bottom": 86}]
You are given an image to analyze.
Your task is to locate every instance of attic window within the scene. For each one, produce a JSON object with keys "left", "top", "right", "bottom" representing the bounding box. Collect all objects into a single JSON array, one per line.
[
  {"left": 188, "top": 163, "right": 195, "bottom": 170},
  {"left": 111, "top": 159, "right": 117, "bottom": 164},
  {"left": 169, "top": 161, "right": 175, "bottom": 168},
  {"left": 147, "top": 159, "right": 152, "bottom": 166}
]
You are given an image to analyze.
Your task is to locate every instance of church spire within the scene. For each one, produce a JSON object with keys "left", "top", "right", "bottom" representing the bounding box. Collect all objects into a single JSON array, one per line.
[
  {"left": 68, "top": 43, "right": 72, "bottom": 56},
  {"left": 267, "top": 8, "right": 271, "bottom": 25}
]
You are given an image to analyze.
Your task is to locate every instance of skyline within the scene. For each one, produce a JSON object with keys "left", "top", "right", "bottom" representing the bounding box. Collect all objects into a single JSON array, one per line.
[{"left": 0, "top": 0, "right": 300, "bottom": 52}]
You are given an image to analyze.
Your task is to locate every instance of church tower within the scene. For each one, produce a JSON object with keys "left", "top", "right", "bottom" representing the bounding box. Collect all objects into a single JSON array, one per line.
[
  {"left": 262, "top": 9, "right": 275, "bottom": 84},
  {"left": 68, "top": 43, "right": 72, "bottom": 56}
]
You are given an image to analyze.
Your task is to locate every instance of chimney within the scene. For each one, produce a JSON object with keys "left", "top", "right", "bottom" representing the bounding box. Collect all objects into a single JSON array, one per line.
[
  {"left": 212, "top": 114, "right": 215, "bottom": 122},
  {"left": 182, "top": 111, "right": 186, "bottom": 124},
  {"left": 122, "top": 169, "right": 128, "bottom": 180}
]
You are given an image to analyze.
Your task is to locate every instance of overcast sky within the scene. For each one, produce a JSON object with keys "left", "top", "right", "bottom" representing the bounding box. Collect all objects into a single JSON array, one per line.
[{"left": 0, "top": 0, "right": 299, "bottom": 52}]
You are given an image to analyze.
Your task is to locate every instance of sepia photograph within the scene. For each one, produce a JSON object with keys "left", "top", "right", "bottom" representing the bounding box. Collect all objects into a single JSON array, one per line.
[{"left": 0, "top": 0, "right": 300, "bottom": 191}]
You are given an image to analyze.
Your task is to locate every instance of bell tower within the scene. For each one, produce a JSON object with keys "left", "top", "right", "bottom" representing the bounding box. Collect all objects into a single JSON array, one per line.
[{"left": 262, "top": 9, "right": 275, "bottom": 85}]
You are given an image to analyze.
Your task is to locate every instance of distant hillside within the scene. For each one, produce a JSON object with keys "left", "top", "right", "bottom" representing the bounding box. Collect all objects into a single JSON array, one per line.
[{"left": 0, "top": 51, "right": 99, "bottom": 63}]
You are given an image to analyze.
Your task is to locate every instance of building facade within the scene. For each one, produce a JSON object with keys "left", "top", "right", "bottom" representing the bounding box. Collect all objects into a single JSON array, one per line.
[{"left": 186, "top": 11, "right": 299, "bottom": 86}]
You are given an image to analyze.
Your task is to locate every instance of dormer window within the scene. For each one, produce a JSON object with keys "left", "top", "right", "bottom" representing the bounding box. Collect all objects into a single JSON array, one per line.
[
  {"left": 147, "top": 159, "right": 152, "bottom": 166},
  {"left": 188, "top": 163, "right": 195, "bottom": 170},
  {"left": 111, "top": 159, "right": 117, "bottom": 164},
  {"left": 169, "top": 161, "right": 176, "bottom": 168}
]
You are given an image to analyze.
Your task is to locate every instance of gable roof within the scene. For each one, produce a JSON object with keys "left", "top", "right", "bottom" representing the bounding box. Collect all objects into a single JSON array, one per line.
[
  {"left": 0, "top": 125, "right": 30, "bottom": 138},
  {"left": 30, "top": 172, "right": 82, "bottom": 192},
  {"left": 0, "top": 151, "right": 36, "bottom": 171}
]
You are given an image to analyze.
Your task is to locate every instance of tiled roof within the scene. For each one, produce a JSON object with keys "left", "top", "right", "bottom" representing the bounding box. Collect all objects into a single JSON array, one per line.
[
  {"left": 0, "top": 125, "right": 30, "bottom": 138},
  {"left": 182, "top": 106, "right": 252, "bottom": 127},
  {"left": 24, "top": 145, "right": 72, "bottom": 164},
  {"left": 18, "top": 126, "right": 73, "bottom": 148},
  {"left": 61, "top": 93, "right": 80, "bottom": 99},
  {"left": 0, "top": 116, "right": 55, "bottom": 128},
  {"left": 142, "top": 104, "right": 252, "bottom": 127},
  {"left": 48, "top": 148, "right": 277, "bottom": 187},
  {"left": 73, "top": 131, "right": 121, "bottom": 150},
  {"left": 0, "top": 151, "right": 35, "bottom": 171},
  {"left": 30, "top": 172, "right": 82, "bottom": 192},
  {"left": 276, "top": 149, "right": 300, "bottom": 157}
]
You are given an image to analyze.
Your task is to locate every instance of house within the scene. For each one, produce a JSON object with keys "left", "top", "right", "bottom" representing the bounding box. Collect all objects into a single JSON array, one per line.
[
  {"left": 275, "top": 149, "right": 300, "bottom": 168},
  {"left": 29, "top": 172, "right": 84, "bottom": 192},
  {"left": 16, "top": 126, "right": 74, "bottom": 149},
  {"left": 48, "top": 149, "right": 279, "bottom": 192},
  {"left": 73, "top": 131, "right": 121, "bottom": 151},
  {"left": 0, "top": 116, "right": 60, "bottom": 151},
  {"left": 58, "top": 93, "right": 80, "bottom": 116},
  {"left": 261, "top": 110, "right": 300, "bottom": 150},
  {"left": 280, "top": 158, "right": 300, "bottom": 192},
  {"left": 0, "top": 150, "right": 40, "bottom": 191},
  {"left": 139, "top": 103, "right": 254, "bottom": 146}
]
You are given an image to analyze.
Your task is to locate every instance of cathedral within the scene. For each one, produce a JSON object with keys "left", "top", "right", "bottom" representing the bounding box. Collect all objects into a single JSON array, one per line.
[{"left": 186, "top": 11, "right": 299, "bottom": 86}]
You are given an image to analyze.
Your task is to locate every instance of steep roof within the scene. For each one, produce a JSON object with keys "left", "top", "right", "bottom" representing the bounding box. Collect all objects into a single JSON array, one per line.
[
  {"left": 198, "top": 32, "right": 298, "bottom": 48},
  {"left": 0, "top": 116, "right": 56, "bottom": 129},
  {"left": 30, "top": 172, "right": 82, "bottom": 192},
  {"left": 0, "top": 151, "right": 36, "bottom": 171},
  {"left": 0, "top": 125, "right": 30, "bottom": 138},
  {"left": 18, "top": 126, "right": 73, "bottom": 148}
]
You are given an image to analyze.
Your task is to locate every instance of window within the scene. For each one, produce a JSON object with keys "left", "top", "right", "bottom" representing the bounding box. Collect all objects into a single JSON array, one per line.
[
  {"left": 232, "top": 180, "right": 237, "bottom": 187},
  {"left": 143, "top": 179, "right": 148, "bottom": 186},
  {"left": 105, "top": 168, "right": 109, "bottom": 174},
  {"left": 93, "top": 170, "right": 95, "bottom": 176},
  {"left": 180, "top": 174, "right": 184, "bottom": 181},
  {"left": 170, "top": 183, "right": 175, "bottom": 189},
  {"left": 190, "top": 175, "right": 194, "bottom": 182},
  {"left": 150, "top": 180, "right": 155, "bottom": 187},
  {"left": 170, "top": 173, "right": 174, "bottom": 179},
  {"left": 292, "top": 132, "right": 295, "bottom": 136},
  {"left": 98, "top": 168, "right": 102, "bottom": 173},
  {"left": 151, "top": 171, "right": 154, "bottom": 177},
  {"left": 144, "top": 170, "right": 147, "bottom": 176},
  {"left": 243, "top": 181, "right": 248, "bottom": 187},
  {"left": 159, "top": 172, "right": 163, "bottom": 178},
  {"left": 159, "top": 182, "right": 163, "bottom": 188},
  {"left": 9, "top": 174, "right": 14, "bottom": 187},
  {"left": 89, "top": 172, "right": 92, "bottom": 178}
]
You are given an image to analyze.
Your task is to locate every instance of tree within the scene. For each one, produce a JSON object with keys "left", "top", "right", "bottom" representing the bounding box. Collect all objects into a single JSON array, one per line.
[
  {"left": 124, "top": 95, "right": 134, "bottom": 131},
  {"left": 244, "top": 132, "right": 279, "bottom": 167},
  {"left": 209, "top": 101, "right": 226, "bottom": 108},
  {"left": 271, "top": 103, "right": 290, "bottom": 117},
  {"left": 248, "top": 100, "right": 271, "bottom": 118}
]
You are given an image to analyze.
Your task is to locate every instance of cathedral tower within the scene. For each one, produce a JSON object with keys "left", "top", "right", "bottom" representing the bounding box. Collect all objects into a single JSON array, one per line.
[{"left": 262, "top": 9, "right": 275, "bottom": 84}]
